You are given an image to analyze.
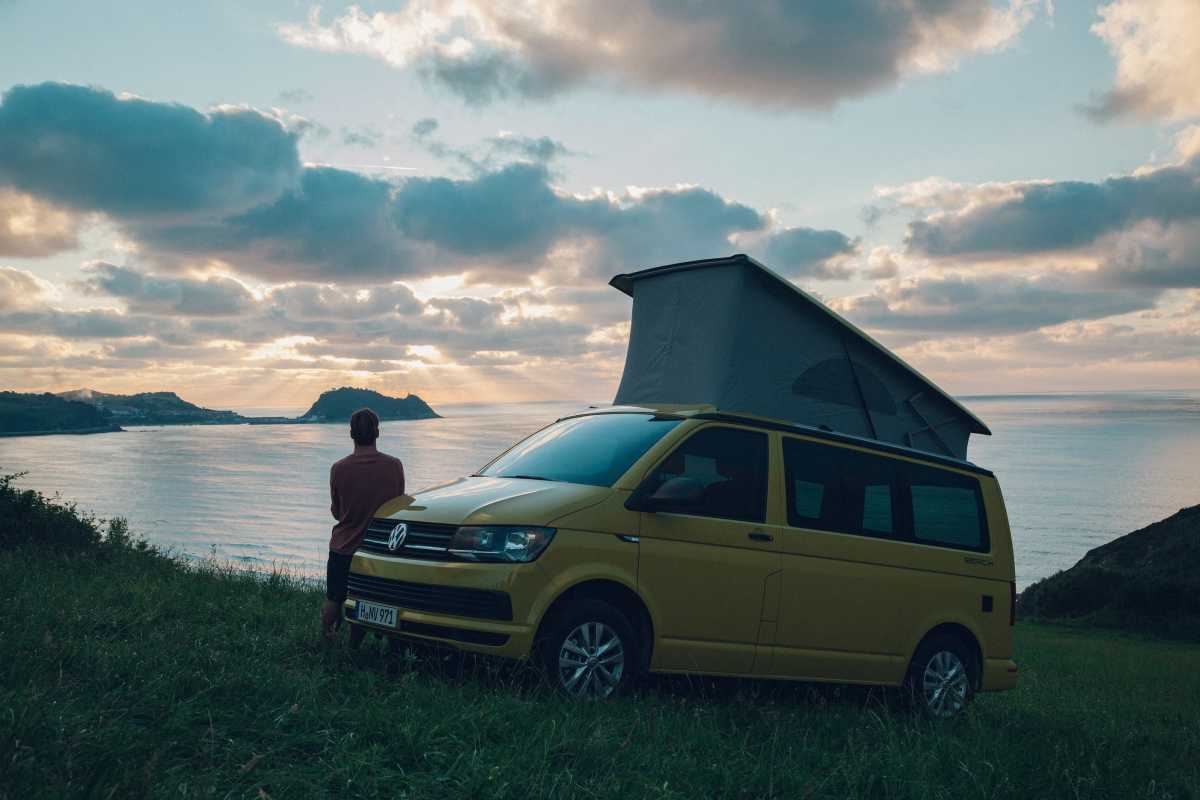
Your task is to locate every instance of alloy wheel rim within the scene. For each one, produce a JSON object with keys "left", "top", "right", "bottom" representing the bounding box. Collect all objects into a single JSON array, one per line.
[
  {"left": 921, "top": 650, "right": 969, "bottom": 717},
  {"left": 557, "top": 621, "right": 625, "bottom": 698}
]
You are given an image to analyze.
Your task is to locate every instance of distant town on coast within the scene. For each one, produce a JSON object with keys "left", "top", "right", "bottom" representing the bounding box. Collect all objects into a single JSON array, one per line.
[{"left": 0, "top": 387, "right": 440, "bottom": 437}]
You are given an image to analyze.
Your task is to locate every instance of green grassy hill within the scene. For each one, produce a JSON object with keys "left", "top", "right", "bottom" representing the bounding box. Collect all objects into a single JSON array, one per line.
[
  {"left": 1019, "top": 505, "right": 1200, "bottom": 639},
  {"left": 58, "top": 388, "right": 245, "bottom": 425},
  {"left": 2, "top": 478, "right": 1199, "bottom": 798},
  {"left": 0, "top": 391, "right": 120, "bottom": 435}
]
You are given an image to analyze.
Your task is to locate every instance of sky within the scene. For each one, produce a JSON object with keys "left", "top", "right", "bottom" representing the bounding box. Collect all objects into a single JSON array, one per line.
[{"left": 0, "top": 0, "right": 1197, "bottom": 412}]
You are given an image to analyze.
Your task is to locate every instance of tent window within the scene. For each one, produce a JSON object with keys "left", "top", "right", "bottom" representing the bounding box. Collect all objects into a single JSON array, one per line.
[{"left": 791, "top": 357, "right": 897, "bottom": 415}]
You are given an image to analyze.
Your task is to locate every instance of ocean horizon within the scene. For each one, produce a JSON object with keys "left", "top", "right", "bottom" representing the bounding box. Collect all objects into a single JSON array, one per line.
[{"left": 3, "top": 390, "right": 1197, "bottom": 589}]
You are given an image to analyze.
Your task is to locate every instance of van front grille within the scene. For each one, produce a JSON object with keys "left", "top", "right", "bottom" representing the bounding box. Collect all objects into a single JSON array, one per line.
[
  {"left": 346, "top": 573, "right": 513, "bottom": 621},
  {"left": 359, "top": 518, "right": 458, "bottom": 560}
]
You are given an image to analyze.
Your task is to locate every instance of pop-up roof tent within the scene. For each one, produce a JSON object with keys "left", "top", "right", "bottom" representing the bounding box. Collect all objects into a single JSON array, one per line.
[{"left": 609, "top": 254, "right": 990, "bottom": 461}]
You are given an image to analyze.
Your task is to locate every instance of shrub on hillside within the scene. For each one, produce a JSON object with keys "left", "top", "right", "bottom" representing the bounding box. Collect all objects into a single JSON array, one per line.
[{"left": 0, "top": 473, "right": 137, "bottom": 552}]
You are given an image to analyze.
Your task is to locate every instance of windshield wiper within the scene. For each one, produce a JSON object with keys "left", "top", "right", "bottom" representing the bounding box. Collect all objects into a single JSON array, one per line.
[{"left": 507, "top": 474, "right": 551, "bottom": 481}]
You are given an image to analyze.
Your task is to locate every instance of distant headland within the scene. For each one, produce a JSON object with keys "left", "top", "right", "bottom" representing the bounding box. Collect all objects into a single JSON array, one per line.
[{"left": 0, "top": 387, "right": 439, "bottom": 437}]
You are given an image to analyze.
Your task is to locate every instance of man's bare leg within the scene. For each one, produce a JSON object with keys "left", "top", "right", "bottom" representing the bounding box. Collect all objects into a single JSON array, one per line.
[
  {"left": 349, "top": 623, "right": 366, "bottom": 649},
  {"left": 320, "top": 599, "right": 341, "bottom": 641}
]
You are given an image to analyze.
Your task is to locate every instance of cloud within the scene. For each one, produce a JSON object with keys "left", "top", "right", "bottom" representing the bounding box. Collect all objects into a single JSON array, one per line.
[
  {"left": 0, "top": 306, "right": 182, "bottom": 341},
  {"left": 0, "top": 266, "right": 52, "bottom": 311},
  {"left": 412, "top": 118, "right": 438, "bottom": 138},
  {"left": 876, "top": 175, "right": 1034, "bottom": 213},
  {"left": 0, "top": 84, "right": 787, "bottom": 286},
  {"left": 901, "top": 155, "right": 1200, "bottom": 287},
  {"left": 148, "top": 161, "right": 768, "bottom": 283},
  {"left": 1084, "top": 0, "right": 1200, "bottom": 122},
  {"left": 6, "top": 265, "right": 606, "bottom": 375},
  {"left": 341, "top": 125, "right": 383, "bottom": 147},
  {"left": 834, "top": 273, "right": 1159, "bottom": 335},
  {"left": 1099, "top": 221, "right": 1200, "bottom": 288},
  {"left": 0, "top": 188, "right": 81, "bottom": 257},
  {"left": 486, "top": 132, "right": 570, "bottom": 163},
  {"left": 864, "top": 247, "right": 902, "bottom": 279},
  {"left": 761, "top": 227, "right": 858, "bottom": 279},
  {"left": 278, "top": 1, "right": 1049, "bottom": 109},
  {"left": 265, "top": 282, "right": 423, "bottom": 320},
  {"left": 411, "top": 117, "right": 571, "bottom": 171},
  {"left": 0, "top": 82, "right": 302, "bottom": 218},
  {"left": 78, "top": 263, "right": 257, "bottom": 316}
]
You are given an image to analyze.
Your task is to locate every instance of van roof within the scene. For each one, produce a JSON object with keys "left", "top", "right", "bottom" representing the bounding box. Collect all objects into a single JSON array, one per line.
[{"left": 562, "top": 404, "right": 995, "bottom": 478}]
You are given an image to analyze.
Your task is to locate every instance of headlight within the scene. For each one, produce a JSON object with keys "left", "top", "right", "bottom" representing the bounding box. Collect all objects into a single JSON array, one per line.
[{"left": 448, "top": 525, "right": 556, "bottom": 562}]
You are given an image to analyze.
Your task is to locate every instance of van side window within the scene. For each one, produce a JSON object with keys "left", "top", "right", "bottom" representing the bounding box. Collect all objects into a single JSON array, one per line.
[
  {"left": 782, "top": 438, "right": 899, "bottom": 537},
  {"left": 907, "top": 464, "right": 988, "bottom": 550},
  {"left": 782, "top": 438, "right": 839, "bottom": 530},
  {"left": 861, "top": 483, "right": 893, "bottom": 535},
  {"left": 644, "top": 427, "right": 768, "bottom": 522}
]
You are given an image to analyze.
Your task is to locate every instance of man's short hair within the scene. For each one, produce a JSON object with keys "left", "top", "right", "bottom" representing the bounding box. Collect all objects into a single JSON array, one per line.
[{"left": 350, "top": 407, "right": 380, "bottom": 445}]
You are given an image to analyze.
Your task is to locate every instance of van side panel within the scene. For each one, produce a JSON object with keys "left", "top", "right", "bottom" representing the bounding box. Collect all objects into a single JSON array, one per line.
[
  {"left": 634, "top": 424, "right": 783, "bottom": 676},
  {"left": 771, "top": 434, "right": 1014, "bottom": 687}
]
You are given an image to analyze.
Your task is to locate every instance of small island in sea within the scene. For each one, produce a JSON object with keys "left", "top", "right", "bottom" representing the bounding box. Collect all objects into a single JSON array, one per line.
[
  {"left": 0, "top": 386, "right": 439, "bottom": 436},
  {"left": 297, "top": 386, "right": 440, "bottom": 422}
]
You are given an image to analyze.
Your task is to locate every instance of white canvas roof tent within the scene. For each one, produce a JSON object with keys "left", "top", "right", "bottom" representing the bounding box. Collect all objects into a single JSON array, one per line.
[{"left": 610, "top": 254, "right": 991, "bottom": 462}]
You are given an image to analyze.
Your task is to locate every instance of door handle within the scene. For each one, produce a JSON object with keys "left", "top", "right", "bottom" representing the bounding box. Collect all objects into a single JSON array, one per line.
[{"left": 748, "top": 531, "right": 774, "bottom": 542}]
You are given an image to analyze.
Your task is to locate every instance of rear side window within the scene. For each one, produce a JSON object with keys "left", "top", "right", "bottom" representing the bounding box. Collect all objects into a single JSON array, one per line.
[
  {"left": 783, "top": 436, "right": 988, "bottom": 551},
  {"left": 642, "top": 426, "right": 769, "bottom": 522},
  {"left": 907, "top": 464, "right": 988, "bottom": 550}
]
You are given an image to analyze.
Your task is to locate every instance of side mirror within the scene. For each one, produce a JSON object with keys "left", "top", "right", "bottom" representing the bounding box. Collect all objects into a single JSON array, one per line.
[{"left": 627, "top": 476, "right": 704, "bottom": 513}]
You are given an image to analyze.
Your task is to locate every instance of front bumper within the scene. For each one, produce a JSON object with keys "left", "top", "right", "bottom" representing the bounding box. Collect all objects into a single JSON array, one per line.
[{"left": 342, "top": 550, "right": 539, "bottom": 660}]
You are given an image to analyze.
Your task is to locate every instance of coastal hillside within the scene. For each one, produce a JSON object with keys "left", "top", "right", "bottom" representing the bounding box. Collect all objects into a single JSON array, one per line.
[
  {"left": 300, "top": 387, "right": 440, "bottom": 421},
  {"left": 59, "top": 389, "right": 245, "bottom": 425},
  {"left": 1019, "top": 505, "right": 1200, "bottom": 639},
  {"left": 0, "top": 387, "right": 438, "bottom": 435},
  {"left": 0, "top": 392, "right": 120, "bottom": 435}
]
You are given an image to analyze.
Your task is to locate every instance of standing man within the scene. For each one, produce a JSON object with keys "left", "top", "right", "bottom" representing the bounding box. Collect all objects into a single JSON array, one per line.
[{"left": 323, "top": 407, "right": 406, "bottom": 642}]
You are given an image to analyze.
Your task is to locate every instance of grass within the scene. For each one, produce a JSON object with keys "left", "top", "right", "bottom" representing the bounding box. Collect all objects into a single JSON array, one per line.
[{"left": 2, "top": 481, "right": 1200, "bottom": 799}]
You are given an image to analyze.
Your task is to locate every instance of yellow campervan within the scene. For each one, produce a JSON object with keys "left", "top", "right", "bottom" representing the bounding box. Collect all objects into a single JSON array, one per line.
[{"left": 345, "top": 256, "right": 1018, "bottom": 716}]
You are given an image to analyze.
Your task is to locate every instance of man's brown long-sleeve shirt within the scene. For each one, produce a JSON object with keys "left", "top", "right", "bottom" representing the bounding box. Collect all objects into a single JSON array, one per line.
[{"left": 329, "top": 445, "right": 405, "bottom": 555}]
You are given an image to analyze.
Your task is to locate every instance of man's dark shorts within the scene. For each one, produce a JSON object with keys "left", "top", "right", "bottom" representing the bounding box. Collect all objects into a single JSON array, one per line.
[{"left": 326, "top": 550, "right": 354, "bottom": 603}]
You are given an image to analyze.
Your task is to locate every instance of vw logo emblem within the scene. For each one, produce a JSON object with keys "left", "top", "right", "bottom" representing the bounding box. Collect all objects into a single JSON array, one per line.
[{"left": 387, "top": 523, "right": 408, "bottom": 551}]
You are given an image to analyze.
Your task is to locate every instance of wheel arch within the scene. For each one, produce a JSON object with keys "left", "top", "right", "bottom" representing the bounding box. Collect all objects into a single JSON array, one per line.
[
  {"left": 910, "top": 621, "right": 984, "bottom": 690},
  {"left": 535, "top": 578, "right": 655, "bottom": 673}
]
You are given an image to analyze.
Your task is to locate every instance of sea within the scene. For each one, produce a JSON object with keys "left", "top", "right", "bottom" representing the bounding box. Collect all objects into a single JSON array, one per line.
[{"left": 2, "top": 392, "right": 1197, "bottom": 589}]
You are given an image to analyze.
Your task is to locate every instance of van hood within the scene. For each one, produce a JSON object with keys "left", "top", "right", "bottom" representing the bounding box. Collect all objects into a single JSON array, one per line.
[{"left": 375, "top": 476, "right": 612, "bottom": 527}]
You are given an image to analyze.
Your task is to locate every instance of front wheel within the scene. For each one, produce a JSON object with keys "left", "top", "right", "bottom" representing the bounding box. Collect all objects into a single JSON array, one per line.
[
  {"left": 906, "top": 634, "right": 975, "bottom": 717},
  {"left": 540, "top": 599, "right": 638, "bottom": 698}
]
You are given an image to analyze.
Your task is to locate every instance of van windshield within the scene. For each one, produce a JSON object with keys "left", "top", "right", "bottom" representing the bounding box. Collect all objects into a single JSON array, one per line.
[{"left": 478, "top": 413, "right": 681, "bottom": 487}]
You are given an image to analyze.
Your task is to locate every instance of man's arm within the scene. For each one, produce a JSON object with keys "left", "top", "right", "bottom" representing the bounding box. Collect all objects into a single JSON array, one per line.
[
  {"left": 330, "top": 465, "right": 341, "bottom": 520},
  {"left": 395, "top": 460, "right": 406, "bottom": 498}
]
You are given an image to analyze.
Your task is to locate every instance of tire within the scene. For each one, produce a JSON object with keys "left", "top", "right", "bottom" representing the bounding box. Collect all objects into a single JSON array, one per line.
[
  {"left": 539, "top": 598, "right": 639, "bottom": 698},
  {"left": 905, "top": 633, "right": 976, "bottom": 718}
]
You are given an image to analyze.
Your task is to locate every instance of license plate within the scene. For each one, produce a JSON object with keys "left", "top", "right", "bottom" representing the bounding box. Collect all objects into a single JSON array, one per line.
[{"left": 355, "top": 599, "right": 398, "bottom": 628}]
